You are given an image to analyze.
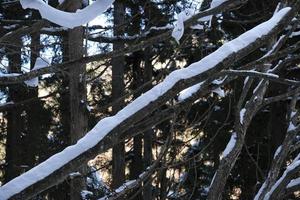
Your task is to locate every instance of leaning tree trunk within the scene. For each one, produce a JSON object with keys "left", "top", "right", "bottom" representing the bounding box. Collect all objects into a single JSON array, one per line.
[{"left": 111, "top": 0, "right": 126, "bottom": 189}]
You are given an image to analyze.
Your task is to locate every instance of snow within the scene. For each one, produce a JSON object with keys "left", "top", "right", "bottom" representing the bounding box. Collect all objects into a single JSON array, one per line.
[
  {"left": 288, "top": 122, "right": 297, "bottom": 131},
  {"left": 253, "top": 80, "right": 264, "bottom": 94},
  {"left": 289, "top": 31, "right": 300, "bottom": 38},
  {"left": 32, "top": 58, "right": 50, "bottom": 70},
  {"left": 273, "top": 146, "right": 282, "bottom": 158},
  {"left": 0, "top": 72, "right": 20, "bottom": 77},
  {"left": 115, "top": 185, "right": 125, "bottom": 193},
  {"left": 240, "top": 108, "right": 246, "bottom": 124},
  {"left": 0, "top": 8, "right": 291, "bottom": 199},
  {"left": 222, "top": 132, "right": 237, "bottom": 157},
  {"left": 172, "top": 9, "right": 195, "bottom": 43},
  {"left": 69, "top": 172, "right": 81, "bottom": 179},
  {"left": 20, "top": 0, "right": 114, "bottom": 29},
  {"left": 207, "top": 0, "right": 228, "bottom": 27},
  {"left": 287, "top": 177, "right": 300, "bottom": 188},
  {"left": 125, "top": 179, "right": 136, "bottom": 186},
  {"left": 81, "top": 190, "right": 93, "bottom": 199},
  {"left": 212, "top": 87, "right": 225, "bottom": 97},
  {"left": 254, "top": 182, "right": 267, "bottom": 200},
  {"left": 172, "top": 0, "right": 229, "bottom": 42},
  {"left": 210, "top": 0, "right": 228, "bottom": 9},
  {"left": 24, "top": 57, "right": 50, "bottom": 87},
  {"left": 178, "top": 82, "right": 203, "bottom": 102},
  {"left": 24, "top": 77, "right": 38, "bottom": 87},
  {"left": 264, "top": 160, "right": 300, "bottom": 200}
]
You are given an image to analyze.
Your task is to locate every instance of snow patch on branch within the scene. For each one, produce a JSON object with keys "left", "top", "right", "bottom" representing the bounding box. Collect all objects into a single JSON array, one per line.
[
  {"left": 0, "top": 8, "right": 291, "bottom": 199},
  {"left": 240, "top": 108, "right": 246, "bottom": 124},
  {"left": 287, "top": 177, "right": 300, "bottom": 188},
  {"left": 274, "top": 145, "right": 282, "bottom": 158},
  {"left": 20, "top": 0, "right": 114, "bottom": 28},
  {"left": 222, "top": 132, "right": 237, "bottom": 157},
  {"left": 288, "top": 122, "right": 297, "bottom": 132},
  {"left": 178, "top": 82, "right": 203, "bottom": 102},
  {"left": 212, "top": 87, "right": 225, "bottom": 97},
  {"left": 210, "top": 0, "right": 228, "bottom": 9},
  {"left": 24, "top": 57, "right": 50, "bottom": 87},
  {"left": 264, "top": 160, "right": 300, "bottom": 200},
  {"left": 172, "top": 9, "right": 195, "bottom": 43}
]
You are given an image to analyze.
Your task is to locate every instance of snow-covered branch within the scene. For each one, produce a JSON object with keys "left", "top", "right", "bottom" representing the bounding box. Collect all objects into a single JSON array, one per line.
[{"left": 20, "top": 0, "right": 114, "bottom": 29}]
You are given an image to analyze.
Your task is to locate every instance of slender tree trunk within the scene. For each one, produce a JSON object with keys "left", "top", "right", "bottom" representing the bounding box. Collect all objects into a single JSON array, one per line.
[
  {"left": 66, "top": 1, "right": 88, "bottom": 199},
  {"left": 129, "top": 52, "right": 143, "bottom": 190},
  {"left": 25, "top": 25, "right": 41, "bottom": 169},
  {"left": 111, "top": 0, "right": 126, "bottom": 189},
  {"left": 143, "top": 47, "right": 153, "bottom": 200},
  {"left": 4, "top": 38, "right": 23, "bottom": 183}
]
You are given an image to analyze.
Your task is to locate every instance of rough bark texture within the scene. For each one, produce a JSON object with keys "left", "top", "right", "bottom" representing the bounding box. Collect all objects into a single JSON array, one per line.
[
  {"left": 143, "top": 48, "right": 154, "bottom": 200},
  {"left": 4, "top": 38, "right": 23, "bottom": 183},
  {"left": 111, "top": 0, "right": 126, "bottom": 189},
  {"left": 67, "top": 0, "right": 88, "bottom": 199}
]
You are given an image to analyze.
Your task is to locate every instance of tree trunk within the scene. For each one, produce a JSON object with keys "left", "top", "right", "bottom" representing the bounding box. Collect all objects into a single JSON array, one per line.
[
  {"left": 143, "top": 47, "right": 153, "bottom": 200},
  {"left": 67, "top": 0, "right": 88, "bottom": 199},
  {"left": 25, "top": 24, "right": 41, "bottom": 169},
  {"left": 111, "top": 0, "right": 126, "bottom": 189},
  {"left": 4, "top": 38, "right": 23, "bottom": 183}
]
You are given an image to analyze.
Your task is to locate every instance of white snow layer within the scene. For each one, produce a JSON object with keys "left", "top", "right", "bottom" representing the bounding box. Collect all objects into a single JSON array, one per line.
[
  {"left": 178, "top": 82, "right": 203, "bottom": 102},
  {"left": 0, "top": 7, "right": 291, "bottom": 200},
  {"left": 264, "top": 160, "right": 300, "bottom": 200},
  {"left": 211, "top": 0, "right": 228, "bottom": 9},
  {"left": 240, "top": 108, "right": 246, "bottom": 124},
  {"left": 171, "top": 0, "right": 228, "bottom": 42},
  {"left": 20, "top": 0, "right": 114, "bottom": 28},
  {"left": 24, "top": 57, "right": 50, "bottom": 87},
  {"left": 287, "top": 177, "right": 300, "bottom": 188},
  {"left": 222, "top": 132, "right": 237, "bottom": 157},
  {"left": 172, "top": 9, "right": 195, "bottom": 43}
]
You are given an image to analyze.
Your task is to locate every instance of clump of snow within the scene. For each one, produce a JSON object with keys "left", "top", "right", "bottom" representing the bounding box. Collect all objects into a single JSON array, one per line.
[
  {"left": 222, "top": 132, "right": 237, "bottom": 157},
  {"left": 20, "top": 0, "right": 114, "bottom": 29},
  {"left": 172, "top": 9, "right": 195, "bottom": 43},
  {"left": 0, "top": 8, "right": 291, "bottom": 200},
  {"left": 273, "top": 146, "right": 282, "bottom": 158},
  {"left": 178, "top": 82, "right": 203, "bottom": 102},
  {"left": 171, "top": 0, "right": 228, "bottom": 43},
  {"left": 210, "top": 0, "right": 228, "bottom": 9},
  {"left": 0, "top": 72, "right": 20, "bottom": 77},
  {"left": 212, "top": 87, "right": 225, "bottom": 97},
  {"left": 69, "top": 172, "right": 81, "bottom": 179},
  {"left": 24, "top": 77, "right": 38, "bottom": 87},
  {"left": 81, "top": 190, "right": 93, "bottom": 200},
  {"left": 24, "top": 57, "right": 50, "bottom": 87},
  {"left": 240, "top": 108, "right": 246, "bottom": 124},
  {"left": 288, "top": 122, "right": 297, "bottom": 131},
  {"left": 125, "top": 180, "right": 136, "bottom": 186},
  {"left": 32, "top": 57, "right": 50, "bottom": 71},
  {"left": 254, "top": 182, "right": 267, "bottom": 200},
  {"left": 287, "top": 177, "right": 300, "bottom": 188}
]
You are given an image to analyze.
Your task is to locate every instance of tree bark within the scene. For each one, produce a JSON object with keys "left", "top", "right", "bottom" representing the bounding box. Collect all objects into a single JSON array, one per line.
[
  {"left": 112, "top": 0, "right": 126, "bottom": 189},
  {"left": 4, "top": 38, "right": 23, "bottom": 183},
  {"left": 67, "top": 0, "right": 88, "bottom": 199},
  {"left": 143, "top": 48, "right": 153, "bottom": 200}
]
